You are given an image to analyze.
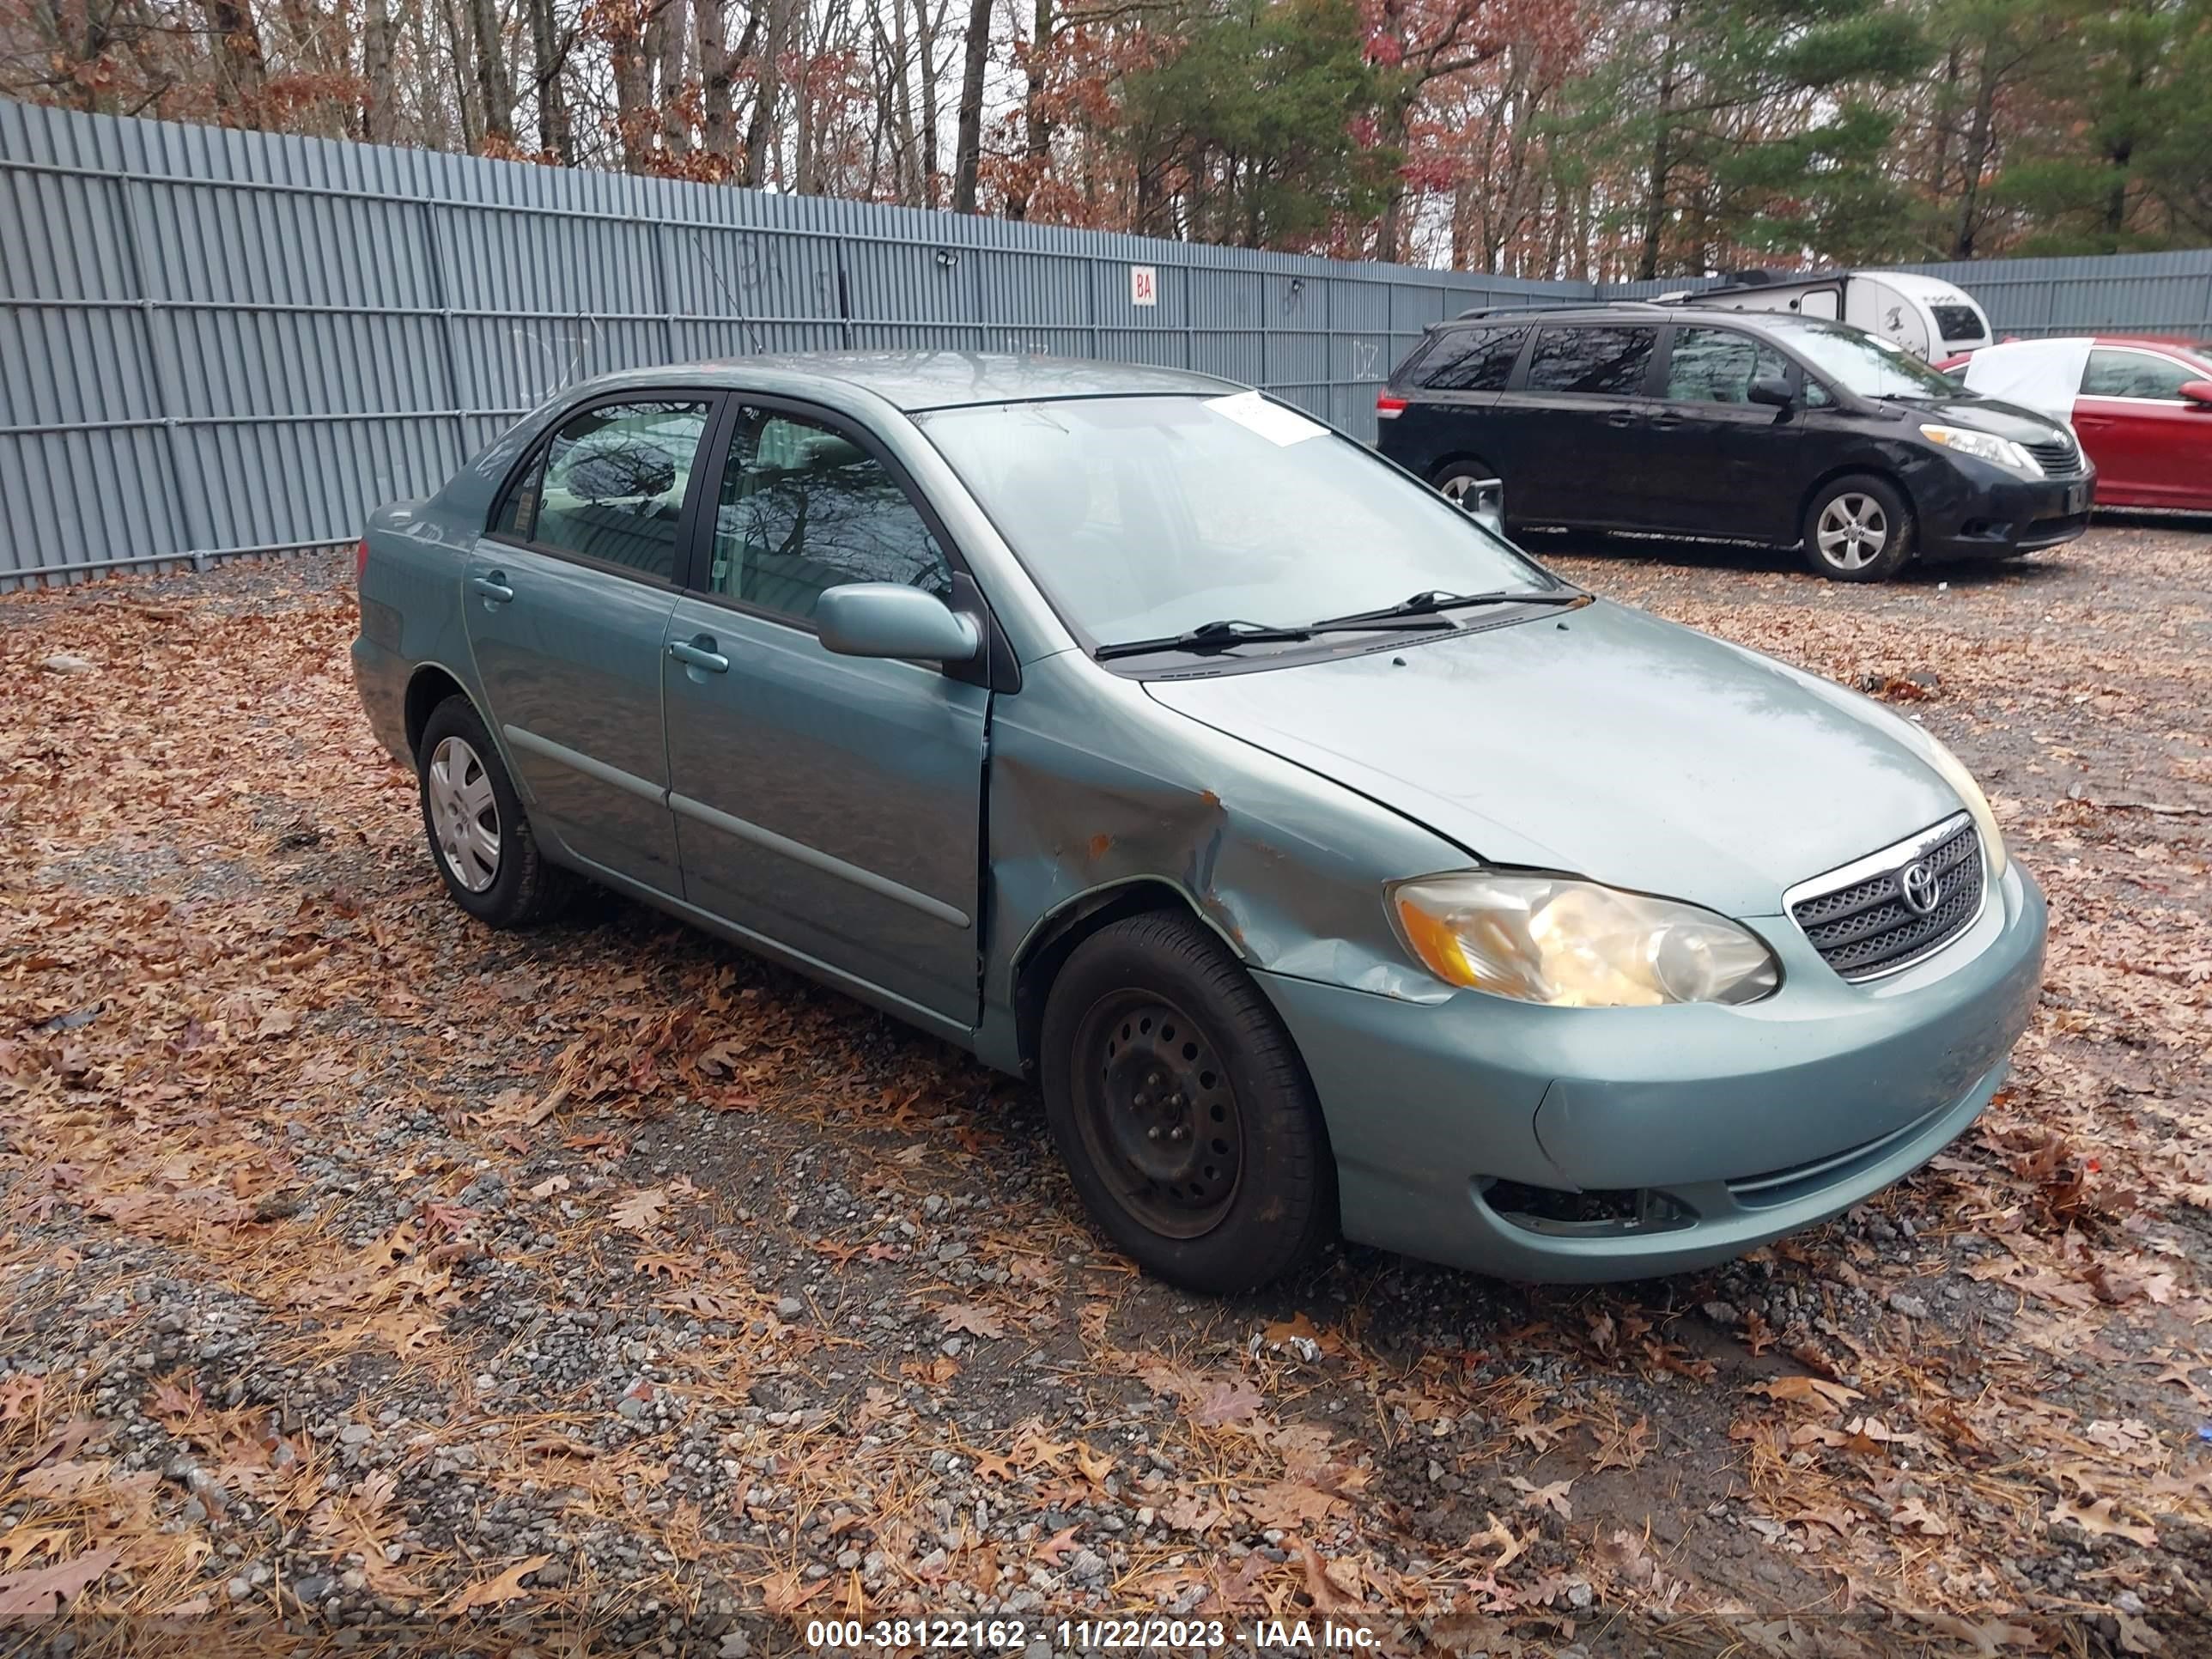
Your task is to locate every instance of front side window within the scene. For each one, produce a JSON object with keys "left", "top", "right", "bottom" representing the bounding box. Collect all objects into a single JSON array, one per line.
[
  {"left": 708, "top": 408, "right": 952, "bottom": 622},
  {"left": 1784, "top": 320, "right": 1960, "bottom": 399},
  {"left": 1412, "top": 325, "right": 1527, "bottom": 392},
  {"left": 501, "top": 399, "right": 710, "bottom": 581},
  {"left": 1664, "top": 328, "right": 1792, "bottom": 404},
  {"left": 1524, "top": 326, "right": 1657, "bottom": 396},
  {"left": 915, "top": 394, "right": 1559, "bottom": 653},
  {"left": 2081, "top": 349, "right": 2203, "bottom": 400}
]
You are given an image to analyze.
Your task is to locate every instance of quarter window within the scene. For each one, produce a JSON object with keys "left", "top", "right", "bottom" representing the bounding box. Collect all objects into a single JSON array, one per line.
[
  {"left": 498, "top": 399, "right": 711, "bottom": 581},
  {"left": 1411, "top": 325, "right": 1527, "bottom": 392},
  {"left": 2081, "top": 349, "right": 2200, "bottom": 400},
  {"left": 1665, "top": 328, "right": 1792, "bottom": 404},
  {"left": 708, "top": 409, "right": 952, "bottom": 622},
  {"left": 1524, "top": 326, "right": 1657, "bottom": 396}
]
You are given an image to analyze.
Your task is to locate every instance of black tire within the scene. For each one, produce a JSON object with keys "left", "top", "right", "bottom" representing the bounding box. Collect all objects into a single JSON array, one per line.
[
  {"left": 1802, "top": 473, "right": 1913, "bottom": 582},
  {"left": 1431, "top": 458, "right": 1498, "bottom": 514},
  {"left": 1040, "top": 911, "right": 1335, "bottom": 1293},
  {"left": 415, "top": 695, "right": 572, "bottom": 928}
]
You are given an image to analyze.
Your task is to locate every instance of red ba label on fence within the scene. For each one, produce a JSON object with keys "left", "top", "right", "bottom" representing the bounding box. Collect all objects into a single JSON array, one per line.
[{"left": 1130, "top": 265, "right": 1158, "bottom": 307}]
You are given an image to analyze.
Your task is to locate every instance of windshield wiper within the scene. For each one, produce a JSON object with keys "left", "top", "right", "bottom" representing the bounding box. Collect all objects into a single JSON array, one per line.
[
  {"left": 1309, "top": 587, "right": 1588, "bottom": 629},
  {"left": 1093, "top": 613, "right": 1450, "bottom": 663}
]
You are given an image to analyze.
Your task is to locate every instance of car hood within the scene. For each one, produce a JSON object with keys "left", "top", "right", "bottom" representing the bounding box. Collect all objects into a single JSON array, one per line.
[
  {"left": 1144, "top": 600, "right": 1965, "bottom": 918},
  {"left": 1881, "top": 393, "right": 2069, "bottom": 442}
]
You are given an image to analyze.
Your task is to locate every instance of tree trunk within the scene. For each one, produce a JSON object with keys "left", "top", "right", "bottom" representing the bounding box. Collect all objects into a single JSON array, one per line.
[
  {"left": 1952, "top": 54, "right": 1998, "bottom": 259},
  {"left": 697, "top": 0, "right": 733, "bottom": 163},
  {"left": 467, "top": 0, "right": 514, "bottom": 144},
  {"left": 950, "top": 0, "right": 992, "bottom": 210},
  {"left": 612, "top": 1, "right": 653, "bottom": 169},
  {"left": 741, "top": 0, "right": 794, "bottom": 188},
  {"left": 658, "top": 0, "right": 690, "bottom": 157},
  {"left": 363, "top": 0, "right": 398, "bottom": 141},
  {"left": 441, "top": 0, "right": 481, "bottom": 149},
  {"left": 199, "top": 0, "right": 268, "bottom": 125},
  {"left": 1637, "top": 0, "right": 1684, "bottom": 282},
  {"left": 528, "top": 0, "right": 574, "bottom": 161},
  {"left": 1005, "top": 0, "right": 1054, "bottom": 219}
]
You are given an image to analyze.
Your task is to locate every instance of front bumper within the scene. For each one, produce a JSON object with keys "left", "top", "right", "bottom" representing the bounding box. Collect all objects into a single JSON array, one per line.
[
  {"left": 1918, "top": 467, "right": 2095, "bottom": 560},
  {"left": 1256, "top": 860, "right": 2046, "bottom": 1282}
]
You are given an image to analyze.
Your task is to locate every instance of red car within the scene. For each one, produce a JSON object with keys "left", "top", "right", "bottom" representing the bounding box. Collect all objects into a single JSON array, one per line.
[{"left": 1938, "top": 336, "right": 2212, "bottom": 510}]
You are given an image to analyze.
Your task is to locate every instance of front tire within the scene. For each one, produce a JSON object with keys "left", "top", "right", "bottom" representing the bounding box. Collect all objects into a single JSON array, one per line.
[
  {"left": 1040, "top": 912, "right": 1334, "bottom": 1293},
  {"left": 416, "top": 695, "right": 571, "bottom": 928},
  {"left": 1802, "top": 474, "right": 1912, "bottom": 581}
]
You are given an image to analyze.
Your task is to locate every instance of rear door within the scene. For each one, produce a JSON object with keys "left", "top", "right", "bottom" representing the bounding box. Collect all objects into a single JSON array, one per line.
[
  {"left": 1509, "top": 322, "right": 1662, "bottom": 526},
  {"left": 465, "top": 393, "right": 716, "bottom": 893},
  {"left": 2075, "top": 347, "right": 2212, "bottom": 507},
  {"left": 1383, "top": 323, "right": 1529, "bottom": 483},
  {"left": 1645, "top": 325, "right": 1806, "bottom": 541},
  {"left": 660, "top": 398, "right": 988, "bottom": 1030}
]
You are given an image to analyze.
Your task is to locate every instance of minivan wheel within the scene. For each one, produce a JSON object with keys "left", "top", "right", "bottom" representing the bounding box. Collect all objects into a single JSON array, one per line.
[
  {"left": 1431, "top": 459, "right": 1498, "bottom": 510},
  {"left": 1040, "top": 912, "right": 1334, "bottom": 1294},
  {"left": 415, "top": 695, "right": 571, "bottom": 927},
  {"left": 1803, "top": 475, "right": 1912, "bottom": 581}
]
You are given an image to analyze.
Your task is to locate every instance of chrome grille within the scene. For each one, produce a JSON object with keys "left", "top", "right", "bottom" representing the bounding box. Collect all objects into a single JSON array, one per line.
[
  {"left": 1788, "top": 815, "right": 1984, "bottom": 981},
  {"left": 2023, "top": 434, "right": 2081, "bottom": 475}
]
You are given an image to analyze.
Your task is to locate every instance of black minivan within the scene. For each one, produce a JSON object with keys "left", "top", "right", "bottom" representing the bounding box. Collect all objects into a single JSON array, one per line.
[{"left": 1375, "top": 302, "right": 2094, "bottom": 581}]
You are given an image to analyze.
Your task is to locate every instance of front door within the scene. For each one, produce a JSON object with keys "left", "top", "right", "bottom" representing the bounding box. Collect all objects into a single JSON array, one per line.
[
  {"left": 2075, "top": 347, "right": 2212, "bottom": 507},
  {"left": 662, "top": 399, "right": 987, "bottom": 1029},
  {"left": 1507, "top": 322, "right": 1662, "bottom": 526},
  {"left": 465, "top": 393, "right": 716, "bottom": 891},
  {"left": 1646, "top": 325, "right": 1806, "bottom": 541}
]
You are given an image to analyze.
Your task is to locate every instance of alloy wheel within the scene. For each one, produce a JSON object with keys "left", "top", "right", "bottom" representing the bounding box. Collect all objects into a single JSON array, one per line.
[
  {"left": 427, "top": 736, "right": 501, "bottom": 892},
  {"left": 1439, "top": 474, "right": 1476, "bottom": 503},
  {"left": 1071, "top": 992, "right": 1243, "bottom": 1239},
  {"left": 1815, "top": 493, "right": 1889, "bottom": 571}
]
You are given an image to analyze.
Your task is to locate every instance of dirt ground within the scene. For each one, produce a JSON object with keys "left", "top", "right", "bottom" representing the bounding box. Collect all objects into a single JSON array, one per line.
[{"left": 3, "top": 520, "right": 2209, "bottom": 1658}]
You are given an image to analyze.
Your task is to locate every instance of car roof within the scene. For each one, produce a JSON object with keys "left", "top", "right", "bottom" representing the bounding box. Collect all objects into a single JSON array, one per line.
[{"left": 568, "top": 351, "right": 1240, "bottom": 413}]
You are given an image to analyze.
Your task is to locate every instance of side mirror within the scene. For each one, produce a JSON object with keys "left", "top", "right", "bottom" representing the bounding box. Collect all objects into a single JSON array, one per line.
[
  {"left": 2179, "top": 380, "right": 2212, "bottom": 408},
  {"left": 1747, "top": 376, "right": 1794, "bottom": 409},
  {"left": 816, "top": 582, "right": 981, "bottom": 663}
]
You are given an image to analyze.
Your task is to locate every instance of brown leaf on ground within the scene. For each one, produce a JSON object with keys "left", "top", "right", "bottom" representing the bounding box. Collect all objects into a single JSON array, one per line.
[
  {"left": 438, "top": 1553, "right": 550, "bottom": 1615},
  {"left": 1591, "top": 1414, "right": 1654, "bottom": 1472},
  {"left": 1753, "top": 1375, "right": 1865, "bottom": 1412},
  {"left": 1193, "top": 1377, "right": 1266, "bottom": 1427},
  {"left": 0, "top": 1545, "right": 121, "bottom": 1623},
  {"left": 2050, "top": 1495, "right": 2158, "bottom": 1547},
  {"left": 937, "top": 1303, "right": 1006, "bottom": 1340},
  {"left": 1033, "top": 1524, "right": 1080, "bottom": 1566},
  {"left": 1508, "top": 1475, "right": 1574, "bottom": 1519},
  {"left": 610, "top": 1187, "right": 668, "bottom": 1231}
]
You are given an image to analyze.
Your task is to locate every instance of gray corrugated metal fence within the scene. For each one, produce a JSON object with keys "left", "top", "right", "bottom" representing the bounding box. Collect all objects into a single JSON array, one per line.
[
  {"left": 4, "top": 94, "right": 2210, "bottom": 587},
  {"left": 0, "top": 100, "right": 1585, "bottom": 586}
]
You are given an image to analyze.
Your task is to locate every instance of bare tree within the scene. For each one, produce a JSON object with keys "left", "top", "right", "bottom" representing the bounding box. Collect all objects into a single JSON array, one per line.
[{"left": 950, "top": 0, "right": 990, "bottom": 210}]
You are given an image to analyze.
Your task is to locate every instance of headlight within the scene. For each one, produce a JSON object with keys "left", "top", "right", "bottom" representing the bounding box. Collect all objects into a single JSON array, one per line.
[
  {"left": 1913, "top": 732, "right": 2009, "bottom": 881},
  {"left": 1389, "top": 873, "right": 1780, "bottom": 1007},
  {"left": 1921, "top": 423, "right": 2040, "bottom": 476}
]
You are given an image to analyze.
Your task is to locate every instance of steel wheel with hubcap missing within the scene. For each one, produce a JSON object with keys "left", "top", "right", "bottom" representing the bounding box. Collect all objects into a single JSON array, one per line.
[
  {"left": 1070, "top": 991, "right": 1244, "bottom": 1239},
  {"left": 426, "top": 735, "right": 501, "bottom": 891}
]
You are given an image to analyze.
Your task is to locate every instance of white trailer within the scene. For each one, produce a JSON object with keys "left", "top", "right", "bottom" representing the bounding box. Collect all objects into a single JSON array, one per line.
[{"left": 1667, "top": 269, "right": 1994, "bottom": 360}]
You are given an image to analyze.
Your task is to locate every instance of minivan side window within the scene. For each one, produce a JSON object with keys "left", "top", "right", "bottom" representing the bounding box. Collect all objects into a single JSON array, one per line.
[
  {"left": 496, "top": 399, "right": 712, "bottom": 582},
  {"left": 1665, "top": 328, "right": 1792, "bottom": 404},
  {"left": 2081, "top": 349, "right": 2199, "bottom": 400},
  {"left": 1412, "top": 325, "right": 1527, "bottom": 392},
  {"left": 708, "top": 407, "right": 954, "bottom": 623},
  {"left": 1523, "top": 326, "right": 1657, "bottom": 396}
]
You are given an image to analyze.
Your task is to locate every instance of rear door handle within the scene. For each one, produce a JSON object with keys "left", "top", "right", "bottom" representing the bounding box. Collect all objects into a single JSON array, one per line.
[
  {"left": 471, "top": 573, "right": 514, "bottom": 605},
  {"left": 1650, "top": 412, "right": 1683, "bottom": 430},
  {"left": 669, "top": 636, "right": 730, "bottom": 674}
]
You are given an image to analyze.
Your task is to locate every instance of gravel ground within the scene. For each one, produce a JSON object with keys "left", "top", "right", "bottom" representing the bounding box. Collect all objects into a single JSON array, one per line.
[{"left": 2, "top": 522, "right": 2209, "bottom": 1658}]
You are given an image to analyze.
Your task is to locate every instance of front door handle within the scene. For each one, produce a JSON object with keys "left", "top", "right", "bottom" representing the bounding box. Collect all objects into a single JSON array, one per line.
[
  {"left": 1606, "top": 409, "right": 1638, "bottom": 428},
  {"left": 669, "top": 636, "right": 730, "bottom": 674},
  {"left": 471, "top": 573, "right": 514, "bottom": 605}
]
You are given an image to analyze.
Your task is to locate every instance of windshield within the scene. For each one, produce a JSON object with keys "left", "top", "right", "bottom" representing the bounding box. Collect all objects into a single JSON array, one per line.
[
  {"left": 1787, "top": 320, "right": 1965, "bottom": 399},
  {"left": 915, "top": 393, "right": 1558, "bottom": 650}
]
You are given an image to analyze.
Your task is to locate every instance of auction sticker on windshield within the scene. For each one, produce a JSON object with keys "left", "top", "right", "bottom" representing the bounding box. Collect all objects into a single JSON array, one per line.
[{"left": 1205, "top": 388, "right": 1327, "bottom": 447}]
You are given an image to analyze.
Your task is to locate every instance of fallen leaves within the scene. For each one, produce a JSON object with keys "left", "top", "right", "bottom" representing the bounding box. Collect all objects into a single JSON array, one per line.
[
  {"left": 1507, "top": 1475, "right": 1574, "bottom": 1519},
  {"left": 2048, "top": 1495, "right": 2158, "bottom": 1548},
  {"left": 610, "top": 1187, "right": 669, "bottom": 1232},
  {"left": 0, "top": 1545, "right": 120, "bottom": 1624},
  {"left": 439, "top": 1553, "right": 550, "bottom": 1615},
  {"left": 936, "top": 1304, "right": 1006, "bottom": 1340}
]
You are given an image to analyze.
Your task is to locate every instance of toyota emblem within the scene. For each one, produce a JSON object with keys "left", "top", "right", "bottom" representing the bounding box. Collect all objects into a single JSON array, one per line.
[{"left": 1899, "top": 859, "right": 1942, "bottom": 916}]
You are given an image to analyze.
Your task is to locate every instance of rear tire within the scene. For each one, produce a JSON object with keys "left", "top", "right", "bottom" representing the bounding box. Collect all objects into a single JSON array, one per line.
[
  {"left": 1040, "top": 911, "right": 1335, "bottom": 1294},
  {"left": 1431, "top": 458, "right": 1498, "bottom": 512},
  {"left": 1802, "top": 474, "right": 1912, "bottom": 582},
  {"left": 416, "top": 695, "right": 572, "bottom": 928}
]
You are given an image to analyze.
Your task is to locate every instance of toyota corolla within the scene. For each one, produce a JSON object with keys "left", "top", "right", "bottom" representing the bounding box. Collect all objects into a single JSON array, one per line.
[{"left": 352, "top": 354, "right": 2047, "bottom": 1292}]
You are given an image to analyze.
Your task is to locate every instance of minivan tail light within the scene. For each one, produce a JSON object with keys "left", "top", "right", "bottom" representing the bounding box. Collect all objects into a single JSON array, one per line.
[
  {"left": 1376, "top": 392, "right": 1407, "bottom": 419},
  {"left": 355, "top": 537, "right": 370, "bottom": 588}
]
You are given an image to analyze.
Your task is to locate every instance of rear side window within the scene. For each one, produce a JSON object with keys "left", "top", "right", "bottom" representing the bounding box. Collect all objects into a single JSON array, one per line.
[
  {"left": 2081, "top": 349, "right": 2199, "bottom": 400},
  {"left": 498, "top": 399, "right": 712, "bottom": 582},
  {"left": 1931, "top": 303, "right": 1985, "bottom": 342},
  {"left": 1410, "top": 325, "right": 1526, "bottom": 392},
  {"left": 1664, "top": 328, "right": 1793, "bottom": 404},
  {"left": 1524, "top": 326, "right": 1657, "bottom": 396}
]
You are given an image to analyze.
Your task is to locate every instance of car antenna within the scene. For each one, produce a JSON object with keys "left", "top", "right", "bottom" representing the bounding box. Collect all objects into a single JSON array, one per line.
[{"left": 684, "top": 227, "right": 775, "bottom": 359}]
